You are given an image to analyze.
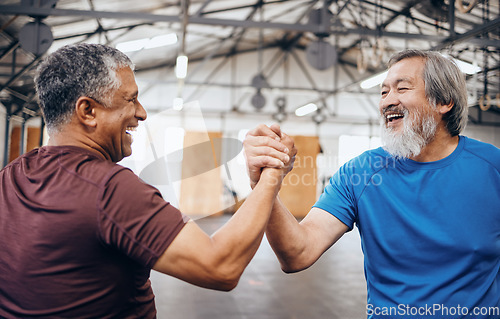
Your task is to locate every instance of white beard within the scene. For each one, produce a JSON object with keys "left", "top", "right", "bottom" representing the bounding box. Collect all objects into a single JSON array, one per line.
[{"left": 381, "top": 108, "right": 438, "bottom": 159}]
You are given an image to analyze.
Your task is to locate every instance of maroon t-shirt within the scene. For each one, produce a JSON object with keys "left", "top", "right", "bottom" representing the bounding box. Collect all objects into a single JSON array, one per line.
[{"left": 0, "top": 146, "right": 188, "bottom": 318}]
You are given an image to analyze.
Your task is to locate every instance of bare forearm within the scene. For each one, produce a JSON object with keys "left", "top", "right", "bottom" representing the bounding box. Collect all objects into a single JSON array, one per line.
[
  {"left": 210, "top": 168, "right": 282, "bottom": 277},
  {"left": 265, "top": 196, "right": 311, "bottom": 273}
]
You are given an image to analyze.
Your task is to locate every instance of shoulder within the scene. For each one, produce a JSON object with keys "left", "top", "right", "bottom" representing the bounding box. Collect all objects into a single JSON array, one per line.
[
  {"left": 37, "top": 145, "right": 132, "bottom": 187},
  {"left": 342, "top": 147, "right": 394, "bottom": 174},
  {"left": 328, "top": 147, "right": 393, "bottom": 195},
  {"left": 461, "top": 136, "right": 500, "bottom": 171}
]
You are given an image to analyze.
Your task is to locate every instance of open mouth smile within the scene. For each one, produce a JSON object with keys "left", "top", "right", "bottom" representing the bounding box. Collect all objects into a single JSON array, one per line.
[
  {"left": 125, "top": 126, "right": 137, "bottom": 135},
  {"left": 385, "top": 111, "right": 405, "bottom": 124}
]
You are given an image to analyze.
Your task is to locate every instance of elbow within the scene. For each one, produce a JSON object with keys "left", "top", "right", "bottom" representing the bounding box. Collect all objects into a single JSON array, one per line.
[
  {"left": 281, "top": 266, "right": 300, "bottom": 274},
  {"left": 216, "top": 278, "right": 239, "bottom": 292},
  {"left": 209, "top": 265, "right": 243, "bottom": 291},
  {"left": 281, "top": 264, "right": 307, "bottom": 274},
  {"left": 278, "top": 257, "right": 312, "bottom": 274}
]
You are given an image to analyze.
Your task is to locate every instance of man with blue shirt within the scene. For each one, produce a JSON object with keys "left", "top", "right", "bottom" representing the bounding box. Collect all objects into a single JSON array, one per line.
[{"left": 244, "top": 50, "right": 500, "bottom": 319}]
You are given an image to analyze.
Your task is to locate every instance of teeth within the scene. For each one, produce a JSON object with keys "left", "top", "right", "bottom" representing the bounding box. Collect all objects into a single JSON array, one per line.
[
  {"left": 386, "top": 113, "right": 404, "bottom": 121},
  {"left": 126, "top": 127, "right": 137, "bottom": 134}
]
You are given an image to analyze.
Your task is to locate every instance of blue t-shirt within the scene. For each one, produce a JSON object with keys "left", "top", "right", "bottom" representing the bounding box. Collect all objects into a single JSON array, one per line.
[{"left": 314, "top": 136, "right": 500, "bottom": 319}]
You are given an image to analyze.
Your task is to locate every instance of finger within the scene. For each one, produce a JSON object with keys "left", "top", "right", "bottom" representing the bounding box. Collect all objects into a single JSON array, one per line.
[
  {"left": 244, "top": 135, "right": 289, "bottom": 153},
  {"left": 269, "top": 123, "right": 282, "bottom": 138},
  {"left": 247, "top": 155, "right": 285, "bottom": 169},
  {"left": 245, "top": 144, "right": 289, "bottom": 164},
  {"left": 247, "top": 124, "right": 280, "bottom": 139},
  {"left": 279, "top": 133, "right": 296, "bottom": 156},
  {"left": 244, "top": 143, "right": 290, "bottom": 163}
]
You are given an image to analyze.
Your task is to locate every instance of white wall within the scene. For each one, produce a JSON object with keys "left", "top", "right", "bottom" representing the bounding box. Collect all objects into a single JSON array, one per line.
[
  {"left": 136, "top": 48, "right": 380, "bottom": 123},
  {"left": 463, "top": 124, "right": 500, "bottom": 147}
]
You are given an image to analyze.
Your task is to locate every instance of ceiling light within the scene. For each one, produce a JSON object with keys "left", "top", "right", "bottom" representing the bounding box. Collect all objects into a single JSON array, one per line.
[
  {"left": 145, "top": 34, "right": 178, "bottom": 49},
  {"left": 452, "top": 58, "right": 481, "bottom": 75},
  {"left": 116, "top": 33, "right": 178, "bottom": 52},
  {"left": 173, "top": 97, "right": 183, "bottom": 111},
  {"left": 295, "top": 103, "right": 318, "bottom": 116},
  {"left": 116, "top": 38, "right": 149, "bottom": 52},
  {"left": 175, "top": 55, "right": 188, "bottom": 79},
  {"left": 439, "top": 54, "right": 476, "bottom": 75},
  {"left": 360, "top": 71, "right": 388, "bottom": 89},
  {"left": 441, "top": 53, "right": 481, "bottom": 75}
]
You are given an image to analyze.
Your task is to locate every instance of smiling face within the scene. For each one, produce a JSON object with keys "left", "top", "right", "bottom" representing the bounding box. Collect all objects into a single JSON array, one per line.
[
  {"left": 95, "top": 67, "right": 147, "bottom": 162},
  {"left": 380, "top": 57, "right": 438, "bottom": 130},
  {"left": 379, "top": 57, "right": 441, "bottom": 159}
]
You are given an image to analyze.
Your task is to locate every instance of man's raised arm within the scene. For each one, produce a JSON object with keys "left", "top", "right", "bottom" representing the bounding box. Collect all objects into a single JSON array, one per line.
[
  {"left": 243, "top": 124, "right": 349, "bottom": 273},
  {"left": 153, "top": 139, "right": 292, "bottom": 291}
]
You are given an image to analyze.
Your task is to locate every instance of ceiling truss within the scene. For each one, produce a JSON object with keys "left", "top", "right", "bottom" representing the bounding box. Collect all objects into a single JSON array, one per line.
[{"left": 0, "top": 0, "right": 499, "bottom": 129}]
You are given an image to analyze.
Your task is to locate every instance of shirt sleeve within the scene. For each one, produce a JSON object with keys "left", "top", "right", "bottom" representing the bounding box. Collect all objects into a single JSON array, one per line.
[
  {"left": 313, "top": 163, "right": 358, "bottom": 230},
  {"left": 97, "top": 167, "right": 189, "bottom": 268}
]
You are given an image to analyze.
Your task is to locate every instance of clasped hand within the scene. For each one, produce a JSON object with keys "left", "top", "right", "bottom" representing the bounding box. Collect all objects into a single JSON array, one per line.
[{"left": 243, "top": 124, "right": 297, "bottom": 188}]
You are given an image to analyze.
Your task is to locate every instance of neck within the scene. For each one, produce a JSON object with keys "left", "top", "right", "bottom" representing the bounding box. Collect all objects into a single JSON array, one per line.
[
  {"left": 48, "top": 126, "right": 110, "bottom": 161},
  {"left": 410, "top": 125, "right": 459, "bottom": 162}
]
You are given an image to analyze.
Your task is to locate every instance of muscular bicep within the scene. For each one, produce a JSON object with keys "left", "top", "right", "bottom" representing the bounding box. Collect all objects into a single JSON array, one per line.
[
  {"left": 299, "top": 207, "right": 350, "bottom": 267},
  {"left": 152, "top": 221, "right": 234, "bottom": 291}
]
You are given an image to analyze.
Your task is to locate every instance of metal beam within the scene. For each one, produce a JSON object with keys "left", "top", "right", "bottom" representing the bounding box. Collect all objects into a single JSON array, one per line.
[
  {"left": 137, "top": 78, "right": 360, "bottom": 94},
  {"left": 0, "top": 54, "right": 43, "bottom": 96},
  {"left": 432, "top": 17, "right": 500, "bottom": 50},
  {"left": 2, "top": 105, "right": 10, "bottom": 168},
  {"left": 0, "top": 5, "right": 181, "bottom": 23},
  {"left": 4, "top": 88, "right": 30, "bottom": 102},
  {"left": 0, "top": 41, "right": 20, "bottom": 63},
  {"left": 0, "top": 5, "right": 450, "bottom": 42},
  {"left": 194, "top": 0, "right": 214, "bottom": 17}
]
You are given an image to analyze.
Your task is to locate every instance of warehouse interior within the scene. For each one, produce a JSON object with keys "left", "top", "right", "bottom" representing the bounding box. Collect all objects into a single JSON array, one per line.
[{"left": 0, "top": 1, "right": 499, "bottom": 318}]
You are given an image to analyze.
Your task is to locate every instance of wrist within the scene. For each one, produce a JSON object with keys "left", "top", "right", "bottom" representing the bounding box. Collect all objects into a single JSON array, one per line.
[{"left": 259, "top": 168, "right": 284, "bottom": 188}]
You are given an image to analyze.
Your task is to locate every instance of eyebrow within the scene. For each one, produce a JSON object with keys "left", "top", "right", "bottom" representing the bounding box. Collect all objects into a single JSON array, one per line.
[
  {"left": 381, "top": 77, "right": 413, "bottom": 88},
  {"left": 124, "top": 89, "right": 139, "bottom": 99}
]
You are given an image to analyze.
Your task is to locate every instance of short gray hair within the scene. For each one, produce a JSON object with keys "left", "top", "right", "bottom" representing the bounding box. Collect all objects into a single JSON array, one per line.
[
  {"left": 388, "top": 49, "right": 468, "bottom": 136},
  {"left": 35, "top": 43, "right": 134, "bottom": 133}
]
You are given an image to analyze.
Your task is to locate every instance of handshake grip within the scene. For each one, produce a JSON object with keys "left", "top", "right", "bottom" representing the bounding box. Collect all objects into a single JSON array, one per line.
[{"left": 243, "top": 124, "right": 297, "bottom": 189}]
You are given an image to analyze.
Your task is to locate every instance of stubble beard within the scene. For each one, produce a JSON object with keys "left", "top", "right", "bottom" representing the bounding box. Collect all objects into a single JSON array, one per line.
[{"left": 381, "top": 107, "right": 438, "bottom": 159}]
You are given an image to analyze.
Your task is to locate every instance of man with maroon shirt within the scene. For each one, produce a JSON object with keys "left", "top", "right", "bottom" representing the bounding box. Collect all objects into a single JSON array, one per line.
[{"left": 0, "top": 43, "right": 294, "bottom": 318}]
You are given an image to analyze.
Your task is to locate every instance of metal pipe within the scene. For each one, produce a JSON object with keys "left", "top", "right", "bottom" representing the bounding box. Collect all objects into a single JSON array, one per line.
[
  {"left": 19, "top": 117, "right": 26, "bottom": 156},
  {"left": 180, "top": 0, "right": 189, "bottom": 55},
  {"left": 2, "top": 112, "right": 11, "bottom": 168},
  {"left": 39, "top": 117, "right": 45, "bottom": 147},
  {"left": 4, "top": 4, "right": 496, "bottom": 44},
  {"left": 448, "top": 0, "right": 456, "bottom": 38},
  {"left": 0, "top": 55, "right": 44, "bottom": 96}
]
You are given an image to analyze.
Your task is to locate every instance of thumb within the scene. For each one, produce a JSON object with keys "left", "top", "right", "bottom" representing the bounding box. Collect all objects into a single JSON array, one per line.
[{"left": 269, "top": 123, "right": 282, "bottom": 138}]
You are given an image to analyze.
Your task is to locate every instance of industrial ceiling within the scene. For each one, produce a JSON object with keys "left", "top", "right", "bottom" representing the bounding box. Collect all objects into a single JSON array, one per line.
[{"left": 0, "top": 0, "right": 499, "bottom": 128}]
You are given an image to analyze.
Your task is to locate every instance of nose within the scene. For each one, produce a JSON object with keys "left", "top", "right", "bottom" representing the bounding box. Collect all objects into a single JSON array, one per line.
[{"left": 136, "top": 100, "right": 147, "bottom": 121}]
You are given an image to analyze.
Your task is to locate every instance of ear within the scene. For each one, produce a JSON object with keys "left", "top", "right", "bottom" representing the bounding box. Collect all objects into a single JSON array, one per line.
[
  {"left": 75, "top": 97, "right": 98, "bottom": 128},
  {"left": 437, "top": 100, "right": 454, "bottom": 115}
]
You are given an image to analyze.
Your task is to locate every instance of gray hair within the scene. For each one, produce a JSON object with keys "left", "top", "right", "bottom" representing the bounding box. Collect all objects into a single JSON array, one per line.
[
  {"left": 387, "top": 49, "right": 468, "bottom": 136},
  {"left": 35, "top": 43, "right": 134, "bottom": 134}
]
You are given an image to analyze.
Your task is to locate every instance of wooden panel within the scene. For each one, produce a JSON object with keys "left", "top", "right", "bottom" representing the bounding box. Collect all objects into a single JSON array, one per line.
[
  {"left": 26, "top": 127, "right": 41, "bottom": 152},
  {"left": 8, "top": 126, "right": 20, "bottom": 163},
  {"left": 279, "top": 135, "right": 320, "bottom": 218},
  {"left": 179, "top": 131, "right": 223, "bottom": 217},
  {"left": 9, "top": 126, "right": 41, "bottom": 163}
]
